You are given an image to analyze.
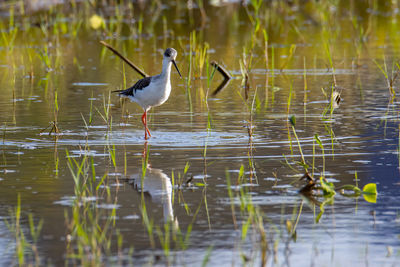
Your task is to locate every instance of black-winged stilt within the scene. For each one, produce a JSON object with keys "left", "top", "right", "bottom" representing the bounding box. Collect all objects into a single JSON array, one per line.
[{"left": 114, "top": 48, "right": 182, "bottom": 140}]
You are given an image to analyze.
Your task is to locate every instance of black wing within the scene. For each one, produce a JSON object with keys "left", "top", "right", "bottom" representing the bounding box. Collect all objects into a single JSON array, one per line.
[{"left": 112, "top": 76, "right": 152, "bottom": 96}]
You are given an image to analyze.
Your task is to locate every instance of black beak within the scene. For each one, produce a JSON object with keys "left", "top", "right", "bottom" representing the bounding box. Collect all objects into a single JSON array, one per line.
[{"left": 172, "top": 59, "right": 182, "bottom": 78}]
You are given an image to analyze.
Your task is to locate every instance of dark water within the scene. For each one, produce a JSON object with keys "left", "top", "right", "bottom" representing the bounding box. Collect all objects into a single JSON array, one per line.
[{"left": 0, "top": 1, "right": 400, "bottom": 266}]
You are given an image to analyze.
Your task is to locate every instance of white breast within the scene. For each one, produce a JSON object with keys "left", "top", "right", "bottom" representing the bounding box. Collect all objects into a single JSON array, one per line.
[{"left": 130, "top": 78, "right": 171, "bottom": 111}]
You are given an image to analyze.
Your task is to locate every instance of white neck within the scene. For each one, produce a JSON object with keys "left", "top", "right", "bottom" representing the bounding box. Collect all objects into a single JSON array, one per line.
[{"left": 161, "top": 57, "right": 172, "bottom": 79}]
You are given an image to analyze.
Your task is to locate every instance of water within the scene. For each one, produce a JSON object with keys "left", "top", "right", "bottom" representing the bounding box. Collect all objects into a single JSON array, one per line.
[{"left": 0, "top": 1, "right": 400, "bottom": 266}]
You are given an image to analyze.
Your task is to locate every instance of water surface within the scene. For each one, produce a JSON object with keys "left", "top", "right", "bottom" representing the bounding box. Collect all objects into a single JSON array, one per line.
[{"left": 0, "top": 1, "right": 399, "bottom": 266}]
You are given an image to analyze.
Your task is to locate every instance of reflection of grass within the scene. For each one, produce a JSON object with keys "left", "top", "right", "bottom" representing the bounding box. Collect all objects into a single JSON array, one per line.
[
  {"left": 65, "top": 148, "right": 123, "bottom": 265},
  {"left": 226, "top": 168, "right": 272, "bottom": 266},
  {"left": 5, "top": 195, "right": 43, "bottom": 266}
]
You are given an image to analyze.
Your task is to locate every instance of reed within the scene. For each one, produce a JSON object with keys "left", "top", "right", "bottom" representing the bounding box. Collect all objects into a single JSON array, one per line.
[
  {"left": 294, "top": 121, "right": 306, "bottom": 164},
  {"left": 5, "top": 195, "right": 43, "bottom": 266},
  {"left": 314, "top": 134, "right": 325, "bottom": 178},
  {"left": 374, "top": 58, "right": 398, "bottom": 97}
]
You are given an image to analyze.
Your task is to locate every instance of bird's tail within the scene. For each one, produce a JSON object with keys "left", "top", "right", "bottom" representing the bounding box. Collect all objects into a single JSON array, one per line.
[{"left": 112, "top": 86, "right": 133, "bottom": 96}]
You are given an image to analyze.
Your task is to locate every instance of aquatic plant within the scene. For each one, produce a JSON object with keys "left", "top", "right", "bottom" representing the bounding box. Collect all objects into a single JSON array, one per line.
[
  {"left": 374, "top": 58, "right": 398, "bottom": 97},
  {"left": 288, "top": 115, "right": 308, "bottom": 172},
  {"left": 5, "top": 195, "right": 43, "bottom": 266},
  {"left": 226, "top": 168, "right": 272, "bottom": 266}
]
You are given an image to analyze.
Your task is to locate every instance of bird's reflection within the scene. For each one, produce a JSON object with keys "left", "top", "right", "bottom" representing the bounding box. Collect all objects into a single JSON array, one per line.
[{"left": 129, "top": 143, "right": 178, "bottom": 227}]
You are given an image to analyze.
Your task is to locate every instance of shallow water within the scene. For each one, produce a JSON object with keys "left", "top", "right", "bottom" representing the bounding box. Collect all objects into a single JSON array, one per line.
[{"left": 0, "top": 1, "right": 400, "bottom": 266}]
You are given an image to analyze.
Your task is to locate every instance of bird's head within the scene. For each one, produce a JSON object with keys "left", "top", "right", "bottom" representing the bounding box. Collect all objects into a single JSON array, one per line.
[{"left": 164, "top": 48, "right": 182, "bottom": 78}]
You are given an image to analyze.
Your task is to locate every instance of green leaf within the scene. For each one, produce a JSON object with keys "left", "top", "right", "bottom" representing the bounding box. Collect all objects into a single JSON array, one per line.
[
  {"left": 362, "top": 183, "right": 377, "bottom": 203},
  {"left": 341, "top": 184, "right": 362, "bottom": 194},
  {"left": 363, "top": 193, "right": 377, "bottom": 203},
  {"left": 184, "top": 203, "right": 190, "bottom": 214},
  {"left": 271, "top": 86, "right": 281, "bottom": 92},
  {"left": 241, "top": 217, "right": 251, "bottom": 241},
  {"left": 201, "top": 245, "right": 214, "bottom": 267},
  {"left": 184, "top": 162, "right": 190, "bottom": 175},
  {"left": 296, "top": 161, "right": 309, "bottom": 170},
  {"left": 238, "top": 165, "right": 244, "bottom": 179},
  {"left": 316, "top": 206, "right": 324, "bottom": 223},
  {"left": 316, "top": 196, "right": 334, "bottom": 223},
  {"left": 314, "top": 134, "right": 323, "bottom": 149},
  {"left": 362, "top": 183, "right": 377, "bottom": 195},
  {"left": 319, "top": 177, "right": 336, "bottom": 196},
  {"left": 289, "top": 115, "right": 296, "bottom": 127},
  {"left": 96, "top": 172, "right": 108, "bottom": 191}
]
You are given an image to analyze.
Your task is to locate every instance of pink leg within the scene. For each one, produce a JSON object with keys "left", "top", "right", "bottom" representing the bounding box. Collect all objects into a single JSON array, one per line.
[
  {"left": 141, "top": 111, "right": 151, "bottom": 140},
  {"left": 145, "top": 111, "right": 152, "bottom": 137},
  {"left": 141, "top": 112, "right": 147, "bottom": 140}
]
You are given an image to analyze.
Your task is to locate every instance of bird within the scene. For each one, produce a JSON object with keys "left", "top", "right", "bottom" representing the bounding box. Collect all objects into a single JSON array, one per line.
[{"left": 113, "top": 48, "right": 182, "bottom": 140}]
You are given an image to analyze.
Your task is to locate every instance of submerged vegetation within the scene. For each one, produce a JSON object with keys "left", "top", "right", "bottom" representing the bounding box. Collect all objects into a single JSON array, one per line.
[{"left": 0, "top": 0, "right": 398, "bottom": 265}]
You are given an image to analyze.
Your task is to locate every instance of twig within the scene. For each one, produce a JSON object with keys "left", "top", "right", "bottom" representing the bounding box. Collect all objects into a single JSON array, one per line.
[
  {"left": 210, "top": 61, "right": 232, "bottom": 96},
  {"left": 211, "top": 61, "right": 231, "bottom": 80},
  {"left": 100, "top": 41, "right": 148, "bottom": 78}
]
